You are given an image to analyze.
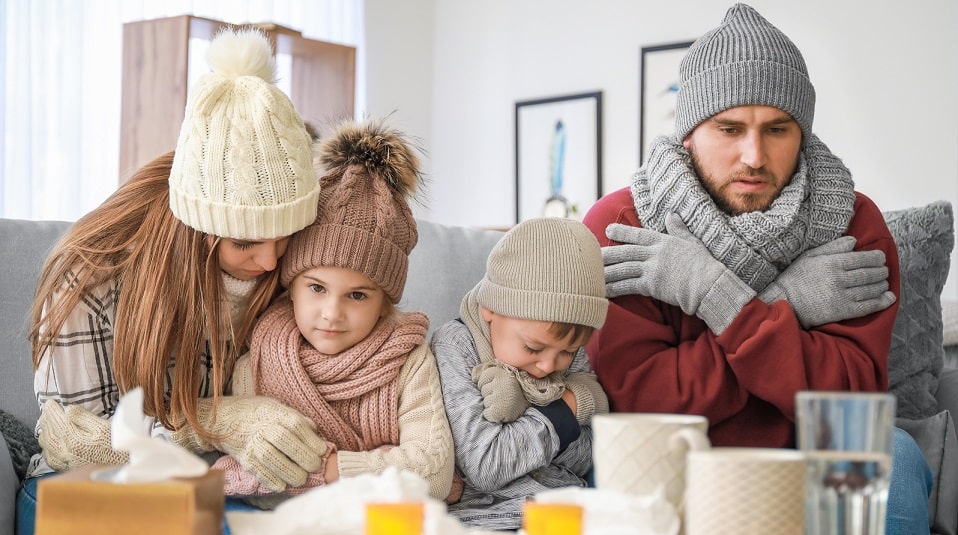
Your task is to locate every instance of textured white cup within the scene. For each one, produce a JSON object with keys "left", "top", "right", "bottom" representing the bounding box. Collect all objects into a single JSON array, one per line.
[
  {"left": 591, "top": 413, "right": 710, "bottom": 512},
  {"left": 685, "top": 448, "right": 806, "bottom": 535}
]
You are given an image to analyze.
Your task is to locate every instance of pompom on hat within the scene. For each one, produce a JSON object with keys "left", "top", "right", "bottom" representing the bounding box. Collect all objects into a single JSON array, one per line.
[
  {"left": 476, "top": 217, "right": 608, "bottom": 330},
  {"left": 281, "top": 118, "right": 422, "bottom": 303},
  {"left": 168, "top": 28, "right": 319, "bottom": 240},
  {"left": 674, "top": 3, "right": 816, "bottom": 140}
]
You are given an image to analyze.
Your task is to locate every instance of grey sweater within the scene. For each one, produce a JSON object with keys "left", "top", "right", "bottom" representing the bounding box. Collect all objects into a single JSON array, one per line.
[{"left": 430, "top": 320, "right": 599, "bottom": 531}]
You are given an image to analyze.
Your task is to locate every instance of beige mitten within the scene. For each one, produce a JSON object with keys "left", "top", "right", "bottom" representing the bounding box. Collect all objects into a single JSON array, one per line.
[
  {"left": 213, "top": 441, "right": 333, "bottom": 498},
  {"left": 563, "top": 371, "right": 610, "bottom": 424},
  {"left": 472, "top": 363, "right": 529, "bottom": 423},
  {"left": 170, "top": 396, "right": 326, "bottom": 491},
  {"left": 38, "top": 400, "right": 129, "bottom": 471}
]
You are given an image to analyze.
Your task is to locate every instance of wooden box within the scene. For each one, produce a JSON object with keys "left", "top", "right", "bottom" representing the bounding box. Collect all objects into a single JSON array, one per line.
[{"left": 35, "top": 465, "right": 224, "bottom": 535}]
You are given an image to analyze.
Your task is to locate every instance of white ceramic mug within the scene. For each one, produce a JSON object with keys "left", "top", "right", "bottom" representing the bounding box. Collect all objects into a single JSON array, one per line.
[
  {"left": 591, "top": 413, "right": 710, "bottom": 513},
  {"left": 685, "top": 447, "right": 806, "bottom": 535}
]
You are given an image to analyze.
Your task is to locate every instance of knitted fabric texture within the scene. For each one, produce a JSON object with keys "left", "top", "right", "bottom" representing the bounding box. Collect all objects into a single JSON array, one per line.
[
  {"left": 168, "top": 28, "right": 319, "bottom": 239},
  {"left": 675, "top": 3, "right": 815, "bottom": 140},
  {"left": 461, "top": 217, "right": 609, "bottom": 405},
  {"left": 214, "top": 443, "right": 335, "bottom": 498},
  {"left": 249, "top": 295, "right": 428, "bottom": 452},
  {"left": 0, "top": 409, "right": 39, "bottom": 481},
  {"left": 475, "top": 217, "right": 608, "bottom": 330},
  {"left": 632, "top": 134, "right": 856, "bottom": 291},
  {"left": 281, "top": 119, "right": 421, "bottom": 303}
]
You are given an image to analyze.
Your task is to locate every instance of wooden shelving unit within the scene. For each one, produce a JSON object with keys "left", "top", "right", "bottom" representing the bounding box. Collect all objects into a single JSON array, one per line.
[{"left": 119, "top": 15, "right": 356, "bottom": 180}]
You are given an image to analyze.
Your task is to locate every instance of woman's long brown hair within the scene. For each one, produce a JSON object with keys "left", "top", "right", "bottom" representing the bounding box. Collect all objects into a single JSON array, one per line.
[{"left": 29, "top": 152, "right": 280, "bottom": 441}]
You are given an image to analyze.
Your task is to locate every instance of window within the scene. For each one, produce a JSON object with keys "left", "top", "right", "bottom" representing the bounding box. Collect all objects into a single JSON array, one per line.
[{"left": 1, "top": 0, "right": 363, "bottom": 221}]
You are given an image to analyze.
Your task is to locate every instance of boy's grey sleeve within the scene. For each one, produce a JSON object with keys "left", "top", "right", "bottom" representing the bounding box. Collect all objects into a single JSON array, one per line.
[{"left": 430, "top": 322, "right": 565, "bottom": 493}]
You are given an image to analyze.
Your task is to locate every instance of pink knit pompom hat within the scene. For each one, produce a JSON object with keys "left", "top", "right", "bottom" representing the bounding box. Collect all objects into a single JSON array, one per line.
[{"left": 281, "top": 119, "right": 421, "bottom": 303}]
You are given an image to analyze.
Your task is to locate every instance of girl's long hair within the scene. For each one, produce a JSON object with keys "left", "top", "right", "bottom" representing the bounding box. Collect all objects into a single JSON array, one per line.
[{"left": 29, "top": 152, "right": 280, "bottom": 440}]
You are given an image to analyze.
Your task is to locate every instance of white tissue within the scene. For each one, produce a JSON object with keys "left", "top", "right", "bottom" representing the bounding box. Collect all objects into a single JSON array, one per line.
[
  {"left": 528, "top": 486, "right": 680, "bottom": 535},
  {"left": 227, "top": 467, "right": 477, "bottom": 535},
  {"left": 94, "top": 387, "right": 208, "bottom": 484}
]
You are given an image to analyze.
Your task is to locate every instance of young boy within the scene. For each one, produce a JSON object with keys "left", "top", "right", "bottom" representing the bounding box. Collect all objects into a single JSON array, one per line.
[{"left": 430, "top": 217, "right": 610, "bottom": 531}]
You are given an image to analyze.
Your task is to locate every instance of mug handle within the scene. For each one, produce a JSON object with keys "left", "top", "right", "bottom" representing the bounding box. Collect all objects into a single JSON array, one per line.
[
  {"left": 668, "top": 427, "right": 711, "bottom": 453},
  {"left": 667, "top": 427, "right": 711, "bottom": 515}
]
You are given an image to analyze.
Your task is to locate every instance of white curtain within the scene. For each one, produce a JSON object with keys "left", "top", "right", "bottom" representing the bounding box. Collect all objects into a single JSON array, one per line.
[{"left": 0, "top": 0, "right": 364, "bottom": 221}]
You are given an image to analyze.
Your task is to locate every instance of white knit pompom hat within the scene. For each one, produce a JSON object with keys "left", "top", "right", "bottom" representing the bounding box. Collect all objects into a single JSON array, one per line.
[{"left": 168, "top": 28, "right": 319, "bottom": 240}]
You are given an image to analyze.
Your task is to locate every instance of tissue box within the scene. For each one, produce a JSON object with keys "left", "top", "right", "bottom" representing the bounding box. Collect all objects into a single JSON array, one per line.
[{"left": 35, "top": 464, "right": 224, "bottom": 535}]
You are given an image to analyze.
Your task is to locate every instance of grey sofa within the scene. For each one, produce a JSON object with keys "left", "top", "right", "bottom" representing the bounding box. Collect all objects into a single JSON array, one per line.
[{"left": 1, "top": 205, "right": 956, "bottom": 535}]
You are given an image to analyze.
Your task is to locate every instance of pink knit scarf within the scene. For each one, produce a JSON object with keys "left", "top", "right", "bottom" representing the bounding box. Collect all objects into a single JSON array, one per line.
[{"left": 248, "top": 295, "right": 429, "bottom": 451}]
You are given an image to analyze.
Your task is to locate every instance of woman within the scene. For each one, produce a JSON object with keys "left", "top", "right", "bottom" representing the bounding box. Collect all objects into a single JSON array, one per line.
[{"left": 16, "top": 28, "right": 324, "bottom": 535}]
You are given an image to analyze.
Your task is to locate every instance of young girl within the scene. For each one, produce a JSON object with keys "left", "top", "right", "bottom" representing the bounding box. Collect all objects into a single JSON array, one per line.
[
  {"left": 210, "top": 119, "right": 455, "bottom": 507},
  {"left": 18, "top": 28, "right": 324, "bottom": 534},
  {"left": 430, "top": 217, "right": 610, "bottom": 531}
]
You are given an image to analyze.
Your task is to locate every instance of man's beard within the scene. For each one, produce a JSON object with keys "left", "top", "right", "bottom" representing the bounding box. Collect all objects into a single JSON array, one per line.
[{"left": 689, "top": 149, "right": 776, "bottom": 216}]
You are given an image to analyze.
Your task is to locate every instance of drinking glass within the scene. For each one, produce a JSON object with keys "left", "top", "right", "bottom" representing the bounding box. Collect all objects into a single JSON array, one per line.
[{"left": 795, "top": 391, "right": 896, "bottom": 535}]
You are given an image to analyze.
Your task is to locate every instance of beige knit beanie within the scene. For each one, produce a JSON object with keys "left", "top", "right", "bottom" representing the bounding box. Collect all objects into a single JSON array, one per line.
[
  {"left": 168, "top": 28, "right": 319, "bottom": 240},
  {"left": 476, "top": 217, "right": 608, "bottom": 329},
  {"left": 281, "top": 119, "right": 421, "bottom": 303}
]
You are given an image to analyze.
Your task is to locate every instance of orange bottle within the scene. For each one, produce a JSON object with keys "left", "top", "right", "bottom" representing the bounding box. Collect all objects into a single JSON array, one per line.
[{"left": 523, "top": 502, "right": 583, "bottom": 535}]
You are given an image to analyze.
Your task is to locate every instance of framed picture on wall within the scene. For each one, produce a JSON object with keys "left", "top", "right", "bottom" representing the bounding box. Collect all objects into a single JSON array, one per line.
[
  {"left": 514, "top": 91, "right": 602, "bottom": 225},
  {"left": 639, "top": 41, "right": 693, "bottom": 165}
]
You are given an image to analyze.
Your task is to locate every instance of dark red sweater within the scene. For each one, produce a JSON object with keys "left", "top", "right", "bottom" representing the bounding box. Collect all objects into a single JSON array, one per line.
[{"left": 583, "top": 187, "right": 899, "bottom": 448}]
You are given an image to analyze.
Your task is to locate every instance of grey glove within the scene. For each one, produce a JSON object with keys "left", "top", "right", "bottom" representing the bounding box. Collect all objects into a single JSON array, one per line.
[
  {"left": 603, "top": 214, "right": 755, "bottom": 335},
  {"left": 472, "top": 363, "right": 529, "bottom": 423},
  {"left": 38, "top": 400, "right": 129, "bottom": 471},
  {"left": 170, "top": 396, "right": 327, "bottom": 492},
  {"left": 758, "top": 236, "right": 896, "bottom": 328}
]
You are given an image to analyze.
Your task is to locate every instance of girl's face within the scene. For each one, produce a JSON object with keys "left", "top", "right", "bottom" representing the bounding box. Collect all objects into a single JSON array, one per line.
[
  {"left": 480, "top": 308, "right": 584, "bottom": 379},
  {"left": 210, "top": 236, "right": 290, "bottom": 281},
  {"left": 288, "top": 265, "right": 389, "bottom": 355}
]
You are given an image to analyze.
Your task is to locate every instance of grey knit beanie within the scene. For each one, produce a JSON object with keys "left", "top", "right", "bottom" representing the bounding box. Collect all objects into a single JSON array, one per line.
[
  {"left": 475, "top": 218, "right": 608, "bottom": 329},
  {"left": 674, "top": 3, "right": 815, "bottom": 140}
]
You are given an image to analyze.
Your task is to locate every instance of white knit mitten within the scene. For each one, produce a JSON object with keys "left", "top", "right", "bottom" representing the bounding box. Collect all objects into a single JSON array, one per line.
[
  {"left": 170, "top": 396, "right": 326, "bottom": 491},
  {"left": 38, "top": 400, "right": 129, "bottom": 471}
]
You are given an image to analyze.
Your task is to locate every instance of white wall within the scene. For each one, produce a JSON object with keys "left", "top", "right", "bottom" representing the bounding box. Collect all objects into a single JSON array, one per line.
[{"left": 365, "top": 0, "right": 958, "bottom": 298}]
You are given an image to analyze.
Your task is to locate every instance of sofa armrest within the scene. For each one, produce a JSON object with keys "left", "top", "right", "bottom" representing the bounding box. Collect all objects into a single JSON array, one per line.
[{"left": 0, "top": 435, "right": 17, "bottom": 535}]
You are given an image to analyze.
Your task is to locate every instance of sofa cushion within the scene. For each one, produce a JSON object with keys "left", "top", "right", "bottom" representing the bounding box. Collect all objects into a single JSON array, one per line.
[
  {"left": 884, "top": 201, "right": 954, "bottom": 419},
  {"left": 940, "top": 368, "right": 958, "bottom": 419},
  {"left": 0, "top": 411, "right": 38, "bottom": 482},
  {"left": 897, "top": 411, "right": 958, "bottom": 535},
  {"left": 405, "top": 219, "right": 504, "bottom": 337},
  {"left": 0, "top": 218, "right": 70, "bottom": 431}
]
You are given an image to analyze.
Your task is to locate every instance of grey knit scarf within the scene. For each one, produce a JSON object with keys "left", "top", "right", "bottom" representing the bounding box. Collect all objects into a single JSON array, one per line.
[
  {"left": 461, "top": 287, "right": 566, "bottom": 406},
  {"left": 632, "top": 134, "right": 856, "bottom": 291}
]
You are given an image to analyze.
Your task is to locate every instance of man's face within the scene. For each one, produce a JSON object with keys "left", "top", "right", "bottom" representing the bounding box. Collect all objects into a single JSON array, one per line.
[{"left": 683, "top": 105, "right": 802, "bottom": 215}]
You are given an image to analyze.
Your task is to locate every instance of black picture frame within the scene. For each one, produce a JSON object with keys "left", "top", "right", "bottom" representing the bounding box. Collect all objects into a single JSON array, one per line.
[
  {"left": 639, "top": 41, "right": 693, "bottom": 165},
  {"left": 514, "top": 91, "right": 602, "bottom": 225}
]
